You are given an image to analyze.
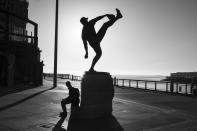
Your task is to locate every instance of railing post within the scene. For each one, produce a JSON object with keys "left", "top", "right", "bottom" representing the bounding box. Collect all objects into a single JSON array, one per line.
[
  {"left": 193, "top": 84, "right": 197, "bottom": 95},
  {"left": 191, "top": 84, "right": 193, "bottom": 94},
  {"left": 170, "top": 82, "right": 174, "bottom": 93},
  {"left": 166, "top": 82, "right": 168, "bottom": 92},
  {"left": 155, "top": 82, "right": 157, "bottom": 91},
  {"left": 136, "top": 80, "right": 138, "bottom": 88},
  {"left": 185, "top": 83, "right": 187, "bottom": 94},
  {"left": 122, "top": 79, "right": 124, "bottom": 87},
  {"left": 118, "top": 79, "right": 120, "bottom": 86},
  {"left": 176, "top": 83, "right": 179, "bottom": 93},
  {"left": 129, "top": 80, "right": 131, "bottom": 88},
  {"left": 113, "top": 77, "right": 116, "bottom": 86},
  {"left": 145, "top": 81, "right": 147, "bottom": 90}
]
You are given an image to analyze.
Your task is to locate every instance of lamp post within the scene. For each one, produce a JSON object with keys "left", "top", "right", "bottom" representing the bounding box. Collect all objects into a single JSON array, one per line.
[{"left": 53, "top": 0, "right": 59, "bottom": 87}]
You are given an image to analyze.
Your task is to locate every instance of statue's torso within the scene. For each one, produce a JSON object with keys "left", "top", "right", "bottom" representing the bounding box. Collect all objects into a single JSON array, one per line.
[{"left": 82, "top": 22, "right": 99, "bottom": 46}]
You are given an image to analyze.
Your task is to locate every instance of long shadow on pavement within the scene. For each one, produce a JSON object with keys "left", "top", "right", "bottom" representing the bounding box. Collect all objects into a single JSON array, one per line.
[
  {"left": 52, "top": 114, "right": 124, "bottom": 131},
  {"left": 0, "top": 86, "right": 55, "bottom": 112},
  {"left": 68, "top": 115, "right": 124, "bottom": 131},
  {"left": 0, "top": 85, "right": 36, "bottom": 98}
]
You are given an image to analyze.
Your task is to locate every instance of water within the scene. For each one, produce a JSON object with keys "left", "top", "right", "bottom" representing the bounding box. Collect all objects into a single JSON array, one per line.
[{"left": 113, "top": 74, "right": 166, "bottom": 81}]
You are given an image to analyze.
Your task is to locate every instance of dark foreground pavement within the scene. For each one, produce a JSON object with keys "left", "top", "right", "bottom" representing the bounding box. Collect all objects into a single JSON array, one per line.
[{"left": 0, "top": 79, "right": 197, "bottom": 131}]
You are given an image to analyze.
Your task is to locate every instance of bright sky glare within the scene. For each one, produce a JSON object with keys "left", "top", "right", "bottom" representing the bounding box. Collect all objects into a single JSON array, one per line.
[{"left": 28, "top": 0, "right": 197, "bottom": 76}]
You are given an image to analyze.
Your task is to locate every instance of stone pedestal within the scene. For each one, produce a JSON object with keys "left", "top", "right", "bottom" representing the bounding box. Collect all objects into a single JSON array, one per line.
[{"left": 80, "top": 71, "right": 114, "bottom": 119}]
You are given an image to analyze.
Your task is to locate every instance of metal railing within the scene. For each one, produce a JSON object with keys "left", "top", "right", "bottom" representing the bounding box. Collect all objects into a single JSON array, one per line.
[
  {"left": 114, "top": 78, "right": 197, "bottom": 95},
  {"left": 0, "top": 8, "right": 38, "bottom": 46},
  {"left": 43, "top": 73, "right": 82, "bottom": 81},
  {"left": 43, "top": 73, "right": 197, "bottom": 96}
]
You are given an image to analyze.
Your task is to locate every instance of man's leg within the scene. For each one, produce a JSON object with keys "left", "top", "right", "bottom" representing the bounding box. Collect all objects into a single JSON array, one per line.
[
  {"left": 89, "top": 47, "right": 102, "bottom": 72},
  {"left": 60, "top": 98, "right": 71, "bottom": 117},
  {"left": 97, "top": 8, "right": 122, "bottom": 43},
  {"left": 96, "top": 16, "right": 116, "bottom": 43},
  {"left": 61, "top": 98, "right": 68, "bottom": 112}
]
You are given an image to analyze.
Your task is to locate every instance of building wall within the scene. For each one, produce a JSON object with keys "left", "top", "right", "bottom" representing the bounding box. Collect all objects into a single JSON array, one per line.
[
  {"left": 0, "top": 0, "right": 28, "bottom": 18},
  {"left": 0, "top": 0, "right": 43, "bottom": 87},
  {"left": 0, "top": 0, "right": 28, "bottom": 41}
]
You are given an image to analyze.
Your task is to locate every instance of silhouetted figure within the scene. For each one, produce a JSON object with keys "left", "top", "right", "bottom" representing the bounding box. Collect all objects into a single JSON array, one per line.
[
  {"left": 59, "top": 81, "right": 80, "bottom": 118},
  {"left": 80, "top": 8, "right": 123, "bottom": 72}
]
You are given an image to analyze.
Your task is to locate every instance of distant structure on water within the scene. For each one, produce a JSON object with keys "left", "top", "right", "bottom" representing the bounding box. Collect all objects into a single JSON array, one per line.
[
  {"left": 0, "top": 0, "right": 43, "bottom": 87},
  {"left": 170, "top": 72, "right": 197, "bottom": 79},
  {"left": 166, "top": 72, "right": 197, "bottom": 83}
]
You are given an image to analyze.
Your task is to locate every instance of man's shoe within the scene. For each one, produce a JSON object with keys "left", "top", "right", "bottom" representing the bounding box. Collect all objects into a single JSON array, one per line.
[
  {"left": 116, "top": 8, "right": 123, "bottom": 19},
  {"left": 88, "top": 68, "right": 96, "bottom": 73},
  {"left": 59, "top": 111, "right": 67, "bottom": 118}
]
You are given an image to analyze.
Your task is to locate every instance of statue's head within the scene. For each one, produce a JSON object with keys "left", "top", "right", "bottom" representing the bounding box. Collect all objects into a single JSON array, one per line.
[
  {"left": 66, "top": 81, "right": 72, "bottom": 89},
  {"left": 80, "top": 17, "right": 88, "bottom": 25}
]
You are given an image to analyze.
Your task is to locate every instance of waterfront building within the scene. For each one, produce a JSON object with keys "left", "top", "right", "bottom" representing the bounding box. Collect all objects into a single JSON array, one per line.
[
  {"left": 0, "top": 0, "right": 43, "bottom": 87},
  {"left": 165, "top": 72, "right": 197, "bottom": 84},
  {"left": 170, "top": 72, "right": 197, "bottom": 79}
]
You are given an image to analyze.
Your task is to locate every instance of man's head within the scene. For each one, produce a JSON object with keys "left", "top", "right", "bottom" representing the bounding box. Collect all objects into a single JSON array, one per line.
[
  {"left": 66, "top": 81, "right": 72, "bottom": 89},
  {"left": 80, "top": 17, "right": 88, "bottom": 25}
]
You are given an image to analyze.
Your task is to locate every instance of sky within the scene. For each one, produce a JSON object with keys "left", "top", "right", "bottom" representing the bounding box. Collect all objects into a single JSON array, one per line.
[{"left": 27, "top": 0, "right": 197, "bottom": 76}]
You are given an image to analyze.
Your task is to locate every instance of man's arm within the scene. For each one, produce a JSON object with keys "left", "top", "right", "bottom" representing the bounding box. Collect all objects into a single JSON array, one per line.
[
  {"left": 82, "top": 38, "right": 88, "bottom": 59},
  {"left": 89, "top": 14, "right": 107, "bottom": 24}
]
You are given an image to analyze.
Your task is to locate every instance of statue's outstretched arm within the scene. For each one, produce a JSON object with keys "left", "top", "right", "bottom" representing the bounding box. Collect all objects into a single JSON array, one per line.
[{"left": 82, "top": 38, "right": 88, "bottom": 59}]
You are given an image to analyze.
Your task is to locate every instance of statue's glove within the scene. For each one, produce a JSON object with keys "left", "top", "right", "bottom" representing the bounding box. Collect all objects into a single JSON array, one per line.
[{"left": 85, "top": 53, "right": 88, "bottom": 59}]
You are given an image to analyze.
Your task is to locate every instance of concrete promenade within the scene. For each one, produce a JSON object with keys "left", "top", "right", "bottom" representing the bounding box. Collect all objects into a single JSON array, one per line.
[{"left": 0, "top": 79, "right": 197, "bottom": 131}]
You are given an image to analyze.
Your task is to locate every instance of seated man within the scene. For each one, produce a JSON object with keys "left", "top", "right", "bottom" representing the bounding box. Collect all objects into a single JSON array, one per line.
[{"left": 59, "top": 81, "right": 80, "bottom": 118}]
